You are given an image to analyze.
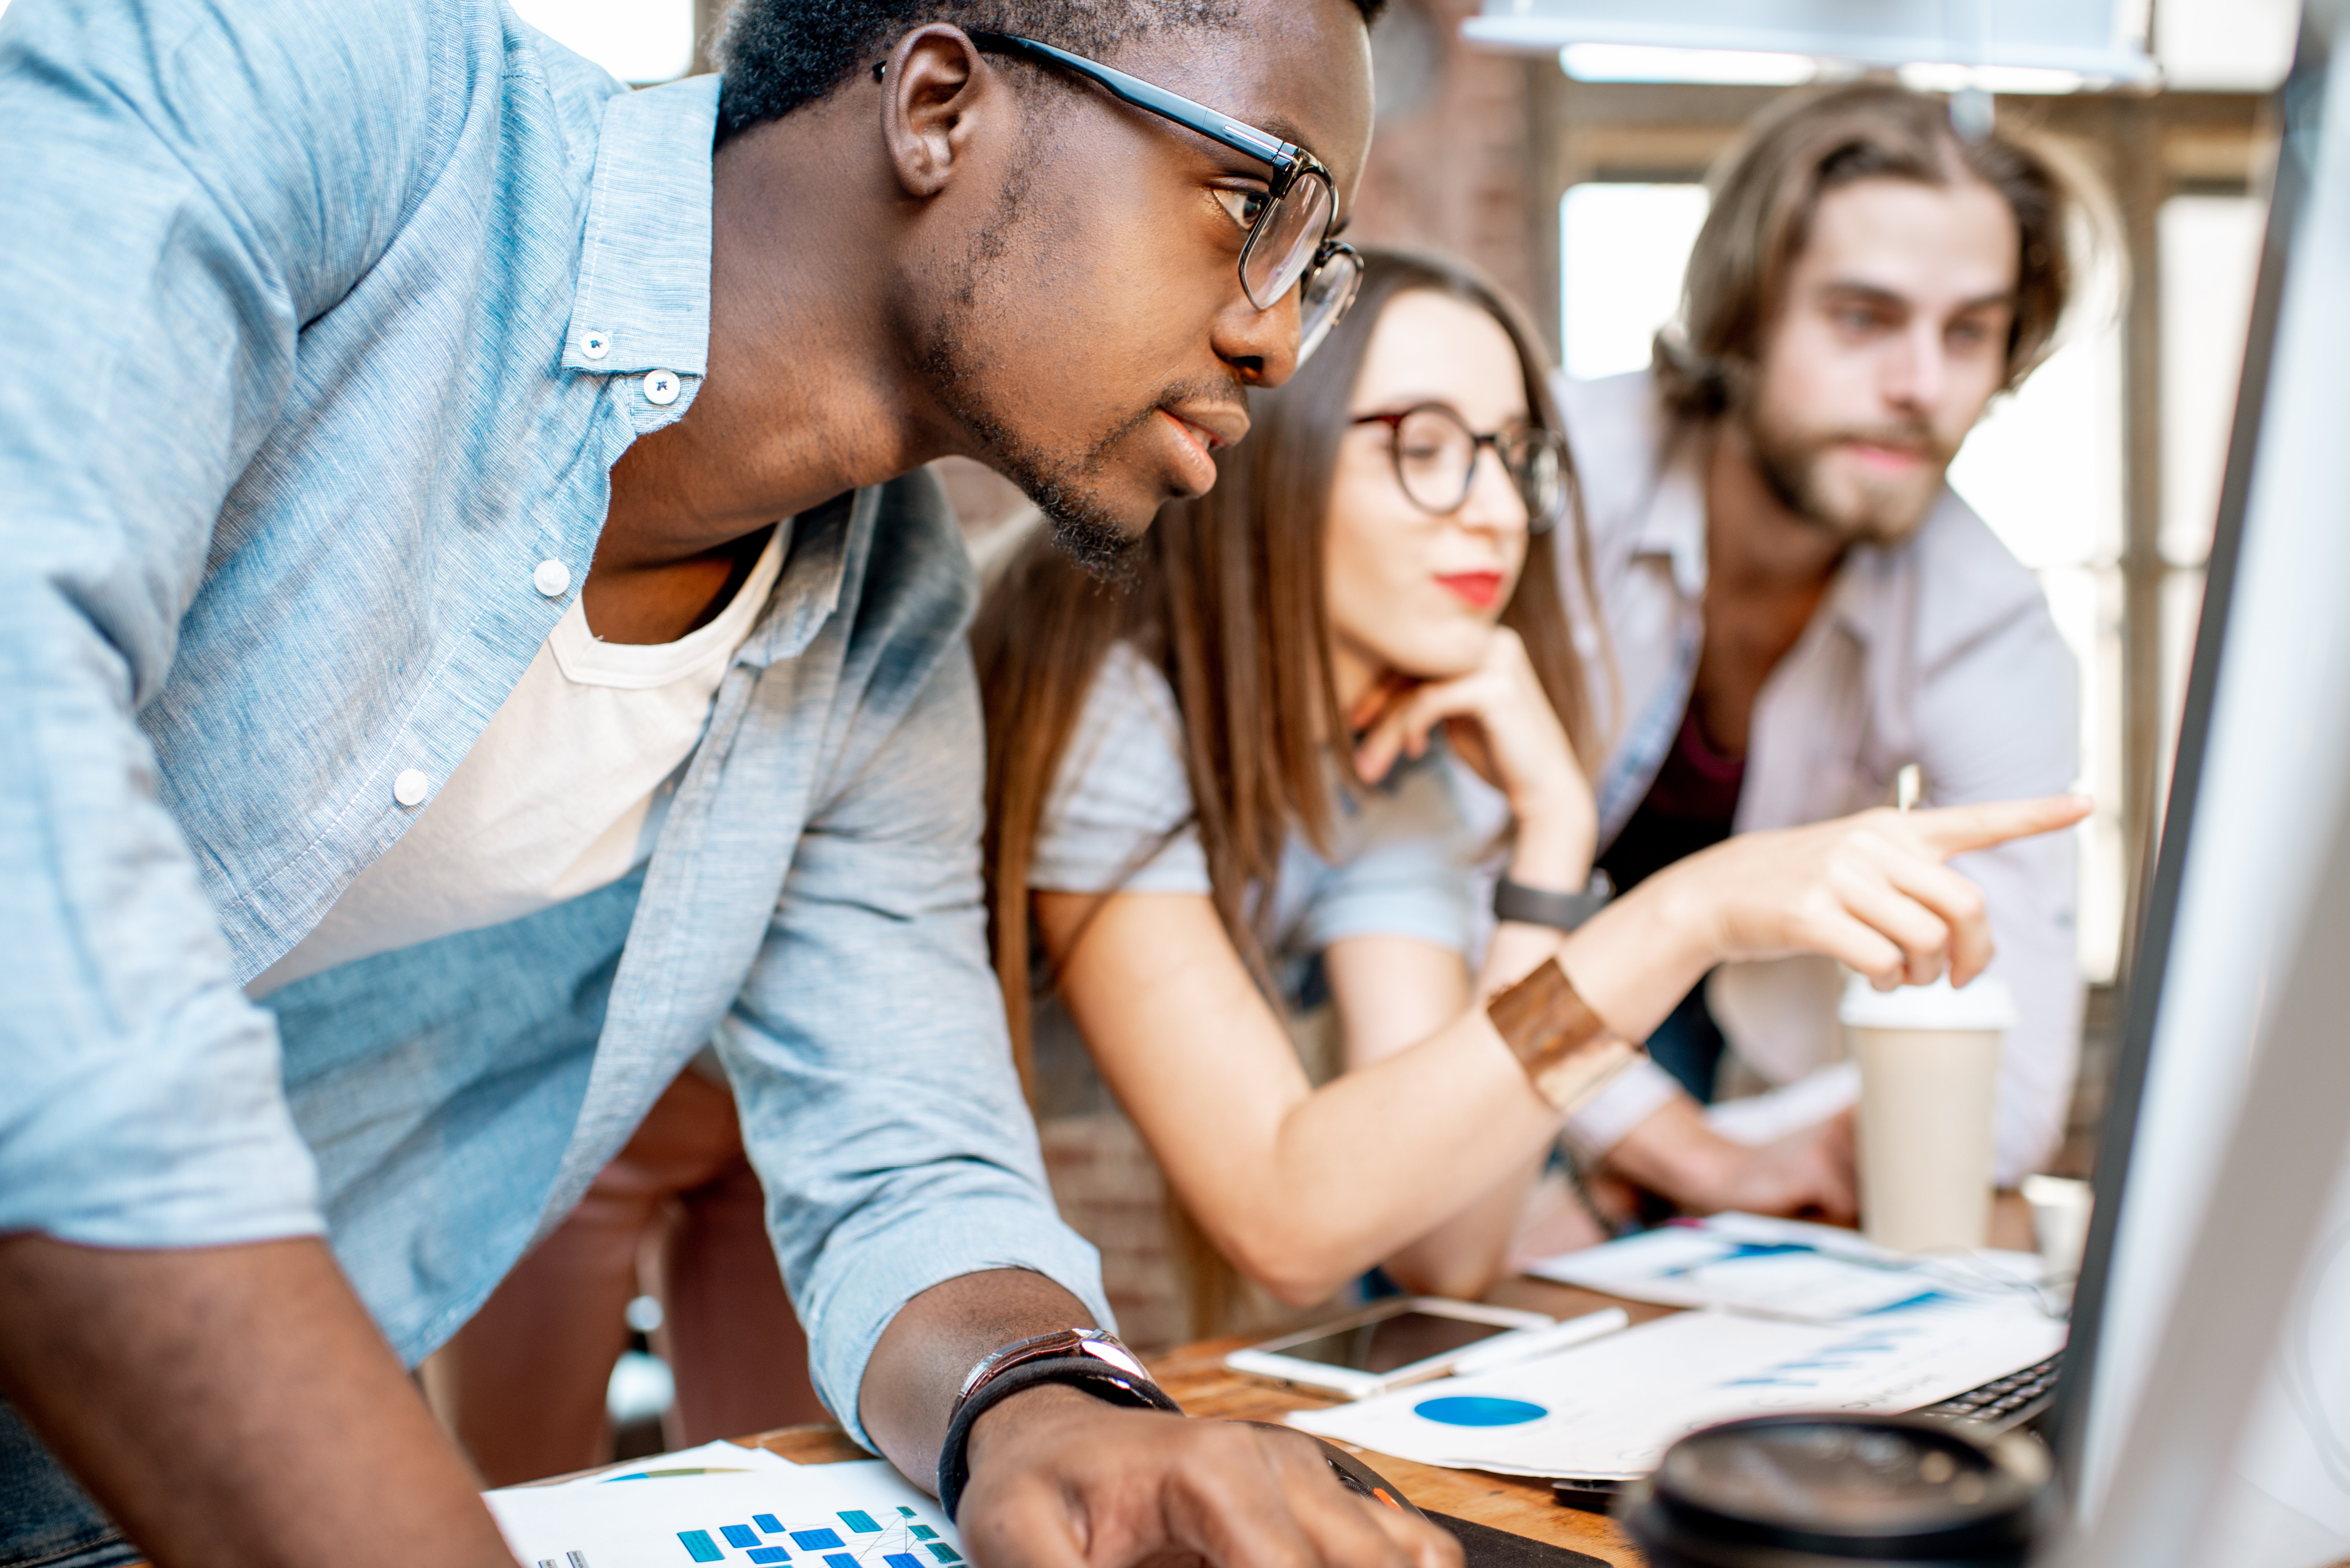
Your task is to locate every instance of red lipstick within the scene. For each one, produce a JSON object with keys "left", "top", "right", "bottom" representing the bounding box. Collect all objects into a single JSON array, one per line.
[{"left": 1435, "top": 570, "right": 1505, "bottom": 610}]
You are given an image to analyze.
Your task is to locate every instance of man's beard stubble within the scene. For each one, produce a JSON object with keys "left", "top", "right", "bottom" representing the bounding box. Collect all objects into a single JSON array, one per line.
[
  {"left": 1739, "top": 397, "right": 1958, "bottom": 547},
  {"left": 921, "top": 311, "right": 1141, "bottom": 574},
  {"left": 916, "top": 191, "right": 1237, "bottom": 581}
]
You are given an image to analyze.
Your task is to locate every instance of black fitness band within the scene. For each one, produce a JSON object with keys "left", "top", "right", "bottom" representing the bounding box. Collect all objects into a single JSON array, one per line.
[
  {"left": 1493, "top": 869, "right": 1613, "bottom": 932},
  {"left": 935, "top": 1356, "right": 1182, "bottom": 1521}
]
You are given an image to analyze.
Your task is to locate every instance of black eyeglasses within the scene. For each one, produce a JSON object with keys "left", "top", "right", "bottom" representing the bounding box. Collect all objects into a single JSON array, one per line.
[
  {"left": 955, "top": 31, "right": 1363, "bottom": 364},
  {"left": 1352, "top": 404, "right": 1571, "bottom": 534}
]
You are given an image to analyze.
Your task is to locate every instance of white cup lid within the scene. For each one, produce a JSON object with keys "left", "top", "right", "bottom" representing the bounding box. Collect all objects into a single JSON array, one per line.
[{"left": 1838, "top": 971, "right": 2017, "bottom": 1031}]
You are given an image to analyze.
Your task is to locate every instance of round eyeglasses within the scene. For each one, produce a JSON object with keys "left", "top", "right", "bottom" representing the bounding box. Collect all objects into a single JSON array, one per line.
[{"left": 1351, "top": 404, "right": 1571, "bottom": 533}]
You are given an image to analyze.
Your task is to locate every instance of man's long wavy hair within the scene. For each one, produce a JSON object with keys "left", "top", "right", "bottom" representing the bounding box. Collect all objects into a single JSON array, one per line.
[
  {"left": 973, "top": 248, "right": 1605, "bottom": 1092},
  {"left": 1654, "top": 82, "right": 2083, "bottom": 419}
]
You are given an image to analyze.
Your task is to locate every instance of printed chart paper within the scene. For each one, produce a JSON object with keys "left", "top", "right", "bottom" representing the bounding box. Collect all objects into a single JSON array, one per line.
[
  {"left": 1524, "top": 1211, "right": 2052, "bottom": 1323},
  {"left": 487, "top": 1449, "right": 969, "bottom": 1568},
  {"left": 1288, "top": 1299, "right": 2067, "bottom": 1480}
]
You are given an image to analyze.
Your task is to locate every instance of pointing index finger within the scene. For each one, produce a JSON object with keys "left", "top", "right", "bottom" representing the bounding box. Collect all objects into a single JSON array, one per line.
[{"left": 1908, "top": 794, "right": 2093, "bottom": 859}]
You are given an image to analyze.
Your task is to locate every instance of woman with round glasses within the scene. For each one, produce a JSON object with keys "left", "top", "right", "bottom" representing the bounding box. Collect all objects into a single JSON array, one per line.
[{"left": 972, "top": 249, "right": 2084, "bottom": 1340}]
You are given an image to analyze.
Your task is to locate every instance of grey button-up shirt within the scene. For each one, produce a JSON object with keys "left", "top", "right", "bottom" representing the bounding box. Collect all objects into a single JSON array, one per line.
[
  {"left": 0, "top": 0, "right": 1103, "bottom": 1446},
  {"left": 1561, "top": 370, "right": 2083, "bottom": 1182}
]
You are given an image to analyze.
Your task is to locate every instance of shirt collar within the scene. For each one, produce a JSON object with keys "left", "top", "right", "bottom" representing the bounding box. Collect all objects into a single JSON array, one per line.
[
  {"left": 562, "top": 75, "right": 720, "bottom": 379},
  {"left": 1634, "top": 422, "right": 1711, "bottom": 600}
]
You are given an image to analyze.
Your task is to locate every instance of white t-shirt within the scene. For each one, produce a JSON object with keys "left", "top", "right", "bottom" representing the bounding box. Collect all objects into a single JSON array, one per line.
[{"left": 249, "top": 523, "right": 789, "bottom": 997}]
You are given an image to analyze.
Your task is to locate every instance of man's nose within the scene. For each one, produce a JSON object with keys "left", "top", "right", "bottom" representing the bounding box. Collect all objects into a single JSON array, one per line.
[
  {"left": 1215, "top": 285, "right": 1301, "bottom": 389},
  {"left": 1884, "top": 319, "right": 1948, "bottom": 412}
]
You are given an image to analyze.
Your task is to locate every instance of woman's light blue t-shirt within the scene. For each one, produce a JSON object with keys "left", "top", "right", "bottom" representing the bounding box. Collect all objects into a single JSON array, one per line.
[{"left": 1029, "top": 642, "right": 1481, "bottom": 1013}]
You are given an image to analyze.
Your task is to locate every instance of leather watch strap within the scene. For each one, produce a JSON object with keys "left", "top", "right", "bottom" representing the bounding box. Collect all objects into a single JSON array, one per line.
[{"left": 1493, "top": 870, "right": 1613, "bottom": 932}]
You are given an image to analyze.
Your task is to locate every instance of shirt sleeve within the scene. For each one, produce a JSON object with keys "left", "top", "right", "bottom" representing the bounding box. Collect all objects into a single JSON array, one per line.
[
  {"left": 1294, "top": 757, "right": 1479, "bottom": 956},
  {"left": 1027, "top": 642, "right": 1212, "bottom": 896},
  {"left": 1562, "top": 1057, "right": 1682, "bottom": 1163},
  {"left": 1917, "top": 592, "right": 2085, "bottom": 1184},
  {"left": 0, "top": 0, "right": 442, "bottom": 1244},
  {"left": 717, "top": 547, "right": 1109, "bottom": 1451}
]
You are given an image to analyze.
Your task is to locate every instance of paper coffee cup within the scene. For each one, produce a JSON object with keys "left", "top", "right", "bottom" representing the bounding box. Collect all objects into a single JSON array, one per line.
[{"left": 1840, "top": 973, "right": 2016, "bottom": 1254}]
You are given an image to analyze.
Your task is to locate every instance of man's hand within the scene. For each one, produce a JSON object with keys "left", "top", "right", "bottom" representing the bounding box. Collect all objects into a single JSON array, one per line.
[
  {"left": 1603, "top": 1098, "right": 1856, "bottom": 1221},
  {"left": 862, "top": 1273, "right": 1459, "bottom": 1568},
  {"left": 958, "top": 1385, "right": 1459, "bottom": 1568}
]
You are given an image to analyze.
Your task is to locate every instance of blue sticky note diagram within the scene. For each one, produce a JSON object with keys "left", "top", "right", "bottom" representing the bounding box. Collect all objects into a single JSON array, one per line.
[
  {"left": 792, "top": 1531, "right": 845, "bottom": 1552},
  {"left": 925, "top": 1544, "right": 962, "bottom": 1563},
  {"left": 840, "top": 1511, "right": 883, "bottom": 1534},
  {"left": 750, "top": 1552, "right": 791, "bottom": 1565},
  {"left": 825, "top": 1554, "right": 860, "bottom": 1568},
  {"left": 754, "top": 1515, "right": 785, "bottom": 1535},
  {"left": 887, "top": 1555, "right": 926, "bottom": 1568},
  {"left": 1414, "top": 1395, "right": 1548, "bottom": 1427},
  {"left": 724, "top": 1526, "right": 762, "bottom": 1549},
  {"left": 909, "top": 1527, "right": 939, "bottom": 1541},
  {"left": 679, "top": 1531, "right": 724, "bottom": 1564}
]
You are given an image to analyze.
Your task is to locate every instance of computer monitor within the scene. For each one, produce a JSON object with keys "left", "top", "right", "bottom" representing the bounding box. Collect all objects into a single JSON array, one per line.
[{"left": 2047, "top": 3, "right": 2350, "bottom": 1562}]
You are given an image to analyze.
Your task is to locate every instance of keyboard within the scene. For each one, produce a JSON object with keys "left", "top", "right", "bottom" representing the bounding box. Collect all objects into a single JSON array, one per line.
[
  {"left": 1912, "top": 1351, "right": 2063, "bottom": 1432},
  {"left": 1549, "top": 1352, "right": 2065, "bottom": 1513}
]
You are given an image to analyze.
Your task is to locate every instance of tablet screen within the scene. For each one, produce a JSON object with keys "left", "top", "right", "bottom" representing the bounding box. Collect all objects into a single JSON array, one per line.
[{"left": 1277, "top": 1311, "right": 1513, "bottom": 1374}]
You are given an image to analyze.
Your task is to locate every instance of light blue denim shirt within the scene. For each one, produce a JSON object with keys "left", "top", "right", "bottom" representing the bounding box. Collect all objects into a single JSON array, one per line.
[{"left": 0, "top": 0, "right": 1105, "bottom": 1451}]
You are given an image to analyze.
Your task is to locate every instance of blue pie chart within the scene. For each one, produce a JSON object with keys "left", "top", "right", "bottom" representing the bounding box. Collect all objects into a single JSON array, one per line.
[{"left": 1413, "top": 1395, "right": 1548, "bottom": 1427}]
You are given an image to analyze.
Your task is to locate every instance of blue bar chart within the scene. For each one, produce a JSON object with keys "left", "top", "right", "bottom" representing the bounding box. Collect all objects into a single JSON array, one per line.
[
  {"left": 669, "top": 1499, "right": 964, "bottom": 1568},
  {"left": 485, "top": 1445, "right": 974, "bottom": 1568}
]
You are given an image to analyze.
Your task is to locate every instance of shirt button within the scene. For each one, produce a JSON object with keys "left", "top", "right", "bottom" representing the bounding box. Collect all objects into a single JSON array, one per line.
[
  {"left": 392, "top": 769, "right": 430, "bottom": 807},
  {"left": 581, "top": 330, "right": 611, "bottom": 360},
  {"left": 533, "top": 558, "right": 571, "bottom": 597},
  {"left": 642, "top": 370, "right": 680, "bottom": 406}
]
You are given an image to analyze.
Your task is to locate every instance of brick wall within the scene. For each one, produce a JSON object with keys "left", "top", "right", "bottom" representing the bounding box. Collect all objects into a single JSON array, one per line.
[{"left": 1348, "top": 0, "right": 1540, "bottom": 317}]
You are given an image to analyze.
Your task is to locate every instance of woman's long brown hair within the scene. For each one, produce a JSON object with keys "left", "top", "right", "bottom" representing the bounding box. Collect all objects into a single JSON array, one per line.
[{"left": 973, "top": 248, "right": 1607, "bottom": 1097}]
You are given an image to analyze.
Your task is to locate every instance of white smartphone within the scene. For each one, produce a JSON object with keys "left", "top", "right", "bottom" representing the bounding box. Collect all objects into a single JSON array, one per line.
[{"left": 1222, "top": 1297, "right": 1556, "bottom": 1399}]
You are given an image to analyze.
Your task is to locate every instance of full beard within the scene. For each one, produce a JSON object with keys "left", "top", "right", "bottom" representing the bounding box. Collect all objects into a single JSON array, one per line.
[{"left": 1740, "top": 399, "right": 1958, "bottom": 546}]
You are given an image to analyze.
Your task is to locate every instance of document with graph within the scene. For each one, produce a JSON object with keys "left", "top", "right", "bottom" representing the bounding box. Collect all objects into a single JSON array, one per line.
[
  {"left": 486, "top": 1442, "right": 970, "bottom": 1568},
  {"left": 1287, "top": 1300, "right": 2066, "bottom": 1480}
]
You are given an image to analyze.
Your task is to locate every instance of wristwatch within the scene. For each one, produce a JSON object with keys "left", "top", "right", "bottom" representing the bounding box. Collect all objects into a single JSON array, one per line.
[
  {"left": 953, "top": 1327, "right": 1153, "bottom": 1400},
  {"left": 936, "top": 1329, "right": 1180, "bottom": 1520},
  {"left": 1494, "top": 869, "right": 1613, "bottom": 932}
]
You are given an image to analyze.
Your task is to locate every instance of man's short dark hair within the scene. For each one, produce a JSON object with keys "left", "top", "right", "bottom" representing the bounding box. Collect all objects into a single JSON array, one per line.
[
  {"left": 714, "top": 0, "right": 1385, "bottom": 145},
  {"left": 1654, "top": 83, "right": 2090, "bottom": 420}
]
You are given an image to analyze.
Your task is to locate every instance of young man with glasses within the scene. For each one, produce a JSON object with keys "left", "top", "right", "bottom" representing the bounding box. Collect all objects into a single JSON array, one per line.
[{"left": 0, "top": 3, "right": 1437, "bottom": 1568}]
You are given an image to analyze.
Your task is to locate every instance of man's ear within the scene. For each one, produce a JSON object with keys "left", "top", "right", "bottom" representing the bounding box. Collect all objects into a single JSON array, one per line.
[{"left": 881, "top": 26, "right": 997, "bottom": 200}]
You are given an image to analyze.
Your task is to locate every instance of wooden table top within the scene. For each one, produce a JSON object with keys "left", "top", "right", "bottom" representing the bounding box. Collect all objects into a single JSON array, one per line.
[
  {"left": 732, "top": 1277, "right": 1659, "bottom": 1564},
  {"left": 740, "top": 1199, "right": 2040, "bottom": 1568}
]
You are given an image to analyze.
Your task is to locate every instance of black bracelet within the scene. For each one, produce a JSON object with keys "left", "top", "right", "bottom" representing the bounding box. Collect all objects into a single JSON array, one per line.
[
  {"left": 1494, "top": 869, "right": 1613, "bottom": 932},
  {"left": 935, "top": 1356, "right": 1182, "bottom": 1521}
]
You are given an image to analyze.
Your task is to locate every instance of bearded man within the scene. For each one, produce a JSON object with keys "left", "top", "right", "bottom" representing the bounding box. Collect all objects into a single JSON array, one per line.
[{"left": 1543, "top": 83, "right": 2087, "bottom": 1221}]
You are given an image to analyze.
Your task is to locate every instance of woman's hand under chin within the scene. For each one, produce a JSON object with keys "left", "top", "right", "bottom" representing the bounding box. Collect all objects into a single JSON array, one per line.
[{"left": 1346, "top": 626, "right": 1596, "bottom": 891}]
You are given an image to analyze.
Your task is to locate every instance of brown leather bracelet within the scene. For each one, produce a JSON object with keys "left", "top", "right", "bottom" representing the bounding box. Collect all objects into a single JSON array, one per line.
[{"left": 1486, "top": 957, "right": 1644, "bottom": 1112}]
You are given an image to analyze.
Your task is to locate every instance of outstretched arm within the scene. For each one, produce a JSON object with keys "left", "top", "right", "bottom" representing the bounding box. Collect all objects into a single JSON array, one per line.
[{"left": 1050, "top": 794, "right": 2090, "bottom": 1304}]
